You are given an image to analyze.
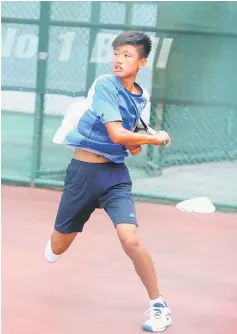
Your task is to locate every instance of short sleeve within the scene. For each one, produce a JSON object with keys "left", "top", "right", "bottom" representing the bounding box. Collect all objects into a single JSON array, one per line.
[{"left": 92, "top": 79, "right": 122, "bottom": 124}]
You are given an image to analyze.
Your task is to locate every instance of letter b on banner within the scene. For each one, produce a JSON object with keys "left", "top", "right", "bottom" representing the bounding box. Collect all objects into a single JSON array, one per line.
[{"left": 90, "top": 33, "right": 115, "bottom": 63}]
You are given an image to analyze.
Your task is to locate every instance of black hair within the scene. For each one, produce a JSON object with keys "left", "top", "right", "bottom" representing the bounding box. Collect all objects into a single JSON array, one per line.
[{"left": 112, "top": 31, "right": 152, "bottom": 59}]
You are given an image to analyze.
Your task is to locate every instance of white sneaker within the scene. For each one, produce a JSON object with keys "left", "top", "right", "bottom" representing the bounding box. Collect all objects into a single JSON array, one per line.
[
  {"left": 142, "top": 302, "right": 172, "bottom": 332},
  {"left": 45, "top": 240, "right": 61, "bottom": 263}
]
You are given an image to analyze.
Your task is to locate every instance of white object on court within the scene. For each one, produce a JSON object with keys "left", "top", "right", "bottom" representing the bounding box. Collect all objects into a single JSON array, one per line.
[{"left": 176, "top": 197, "right": 216, "bottom": 213}]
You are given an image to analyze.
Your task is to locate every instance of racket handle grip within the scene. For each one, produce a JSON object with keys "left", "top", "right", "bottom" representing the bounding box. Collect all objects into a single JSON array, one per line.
[
  {"left": 146, "top": 127, "right": 169, "bottom": 146},
  {"left": 146, "top": 127, "right": 158, "bottom": 136}
]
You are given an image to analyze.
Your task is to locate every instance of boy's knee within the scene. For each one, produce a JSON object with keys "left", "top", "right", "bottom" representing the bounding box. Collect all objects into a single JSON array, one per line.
[
  {"left": 116, "top": 223, "right": 141, "bottom": 253},
  {"left": 121, "top": 237, "right": 141, "bottom": 253}
]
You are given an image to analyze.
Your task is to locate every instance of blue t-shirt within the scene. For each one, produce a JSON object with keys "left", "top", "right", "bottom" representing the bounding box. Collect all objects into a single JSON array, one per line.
[{"left": 53, "top": 74, "right": 150, "bottom": 163}]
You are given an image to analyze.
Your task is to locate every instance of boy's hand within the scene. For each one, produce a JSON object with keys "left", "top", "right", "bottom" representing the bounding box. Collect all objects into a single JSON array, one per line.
[
  {"left": 126, "top": 145, "right": 142, "bottom": 156},
  {"left": 152, "top": 131, "right": 171, "bottom": 147}
]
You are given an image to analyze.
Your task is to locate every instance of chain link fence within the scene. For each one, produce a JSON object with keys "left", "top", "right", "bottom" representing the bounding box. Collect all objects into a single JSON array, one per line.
[{"left": 2, "top": 1, "right": 237, "bottom": 210}]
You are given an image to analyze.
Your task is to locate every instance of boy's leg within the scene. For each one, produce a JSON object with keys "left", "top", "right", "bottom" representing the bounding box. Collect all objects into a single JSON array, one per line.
[
  {"left": 116, "top": 223, "right": 160, "bottom": 300},
  {"left": 101, "top": 180, "right": 160, "bottom": 300},
  {"left": 45, "top": 199, "right": 96, "bottom": 263},
  {"left": 102, "top": 179, "right": 171, "bottom": 332},
  {"left": 45, "top": 159, "right": 97, "bottom": 263},
  {"left": 116, "top": 223, "right": 171, "bottom": 332}
]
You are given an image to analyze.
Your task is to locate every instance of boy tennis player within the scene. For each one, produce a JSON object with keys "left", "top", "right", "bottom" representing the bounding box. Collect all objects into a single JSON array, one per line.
[{"left": 45, "top": 31, "right": 171, "bottom": 332}]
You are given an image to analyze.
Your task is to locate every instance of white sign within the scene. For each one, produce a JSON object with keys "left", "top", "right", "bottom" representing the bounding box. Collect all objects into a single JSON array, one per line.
[{"left": 2, "top": 28, "right": 173, "bottom": 68}]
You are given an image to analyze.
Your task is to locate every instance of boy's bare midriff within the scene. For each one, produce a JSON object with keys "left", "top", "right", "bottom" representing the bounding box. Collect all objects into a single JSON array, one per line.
[{"left": 73, "top": 148, "right": 111, "bottom": 163}]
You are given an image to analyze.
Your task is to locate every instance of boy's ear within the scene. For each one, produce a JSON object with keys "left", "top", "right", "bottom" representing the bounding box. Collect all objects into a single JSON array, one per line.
[{"left": 139, "top": 58, "right": 147, "bottom": 69}]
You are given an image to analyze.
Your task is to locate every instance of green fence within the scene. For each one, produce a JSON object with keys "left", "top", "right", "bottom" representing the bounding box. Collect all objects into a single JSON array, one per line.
[{"left": 2, "top": 1, "right": 237, "bottom": 210}]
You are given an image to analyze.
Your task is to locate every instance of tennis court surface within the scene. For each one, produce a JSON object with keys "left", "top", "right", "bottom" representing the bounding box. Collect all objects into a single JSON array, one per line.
[{"left": 2, "top": 185, "right": 237, "bottom": 334}]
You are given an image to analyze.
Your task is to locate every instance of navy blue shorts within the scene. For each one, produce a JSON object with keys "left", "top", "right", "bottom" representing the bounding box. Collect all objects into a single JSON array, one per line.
[{"left": 54, "top": 159, "right": 137, "bottom": 233}]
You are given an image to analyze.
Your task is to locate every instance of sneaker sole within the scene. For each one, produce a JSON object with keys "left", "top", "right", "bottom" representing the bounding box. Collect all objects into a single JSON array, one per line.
[{"left": 142, "top": 318, "right": 172, "bottom": 332}]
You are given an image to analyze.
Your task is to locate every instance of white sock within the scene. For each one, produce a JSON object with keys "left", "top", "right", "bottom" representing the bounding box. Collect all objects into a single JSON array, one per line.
[
  {"left": 45, "top": 240, "right": 61, "bottom": 263},
  {"left": 149, "top": 296, "right": 165, "bottom": 306}
]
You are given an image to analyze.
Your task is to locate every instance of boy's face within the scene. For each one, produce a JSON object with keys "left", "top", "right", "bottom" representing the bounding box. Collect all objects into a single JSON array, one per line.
[{"left": 112, "top": 44, "right": 147, "bottom": 79}]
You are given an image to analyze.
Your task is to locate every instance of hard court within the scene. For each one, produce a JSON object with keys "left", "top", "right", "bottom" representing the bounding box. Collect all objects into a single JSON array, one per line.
[{"left": 2, "top": 185, "right": 237, "bottom": 334}]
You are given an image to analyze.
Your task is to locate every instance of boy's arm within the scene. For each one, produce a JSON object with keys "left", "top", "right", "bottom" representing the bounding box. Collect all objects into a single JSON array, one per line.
[{"left": 105, "top": 121, "right": 170, "bottom": 146}]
